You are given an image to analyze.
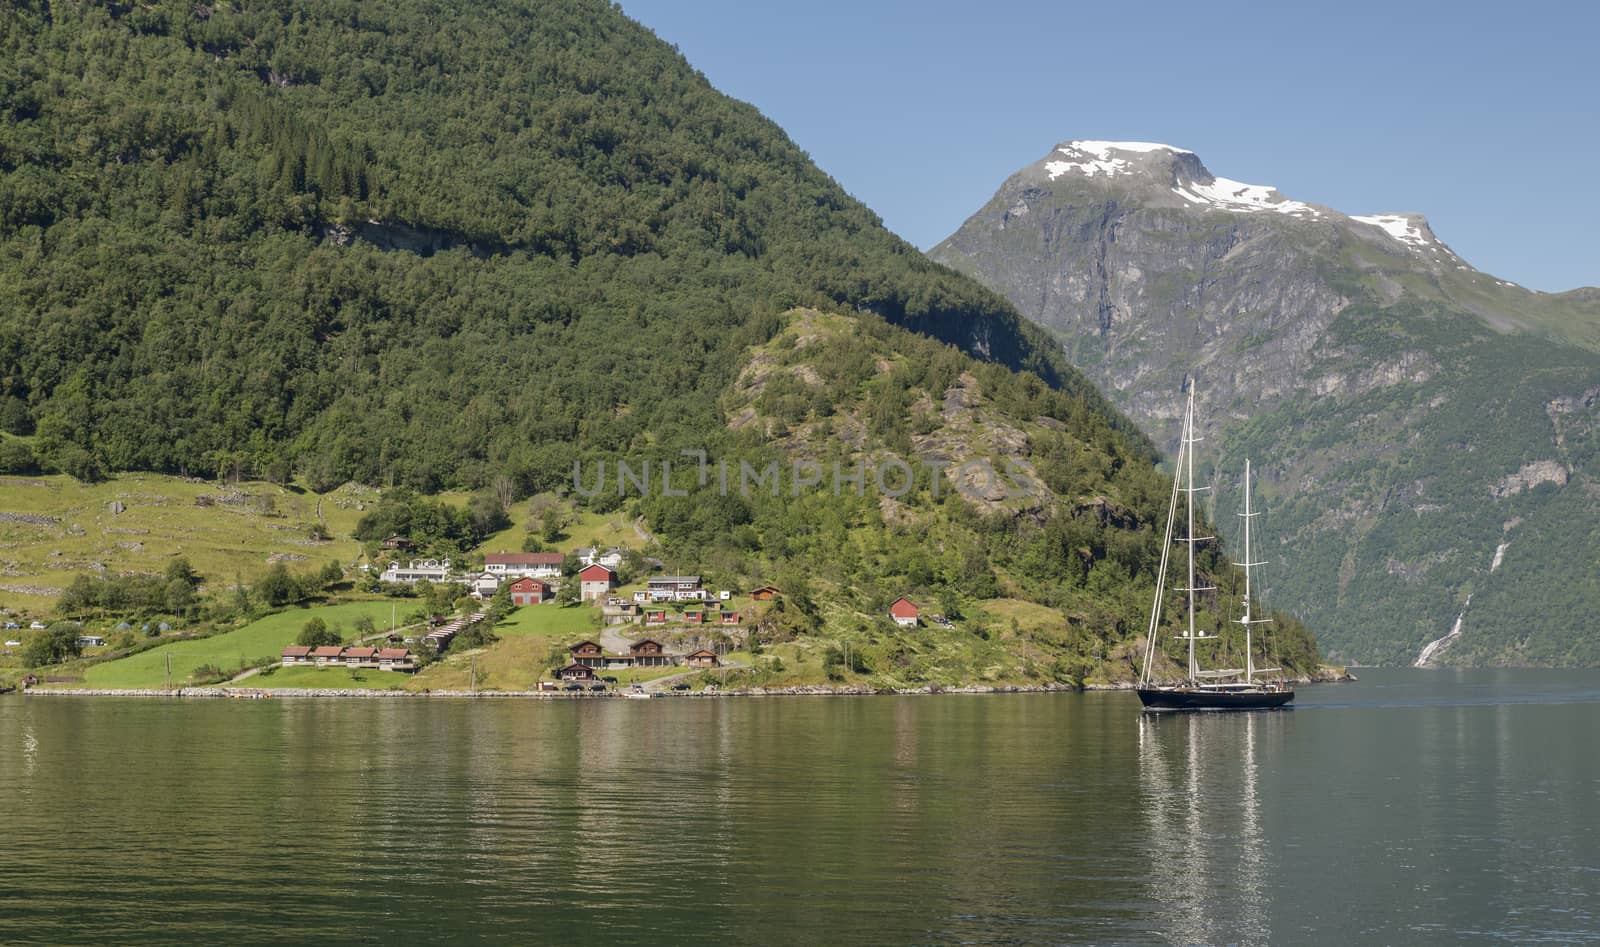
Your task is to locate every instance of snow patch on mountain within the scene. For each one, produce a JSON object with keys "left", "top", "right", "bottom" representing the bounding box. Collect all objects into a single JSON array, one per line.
[
  {"left": 1351, "top": 214, "right": 1430, "bottom": 247},
  {"left": 1172, "top": 176, "right": 1320, "bottom": 218},
  {"left": 1044, "top": 141, "right": 1190, "bottom": 179}
]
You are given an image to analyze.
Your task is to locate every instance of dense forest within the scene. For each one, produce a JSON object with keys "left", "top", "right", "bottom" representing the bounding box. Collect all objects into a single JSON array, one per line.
[
  {"left": 0, "top": 0, "right": 1128, "bottom": 489},
  {"left": 0, "top": 0, "right": 1322, "bottom": 679}
]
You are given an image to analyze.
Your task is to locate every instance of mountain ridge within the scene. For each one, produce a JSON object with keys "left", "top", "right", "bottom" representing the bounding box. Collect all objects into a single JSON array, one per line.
[{"left": 931, "top": 139, "right": 1600, "bottom": 667}]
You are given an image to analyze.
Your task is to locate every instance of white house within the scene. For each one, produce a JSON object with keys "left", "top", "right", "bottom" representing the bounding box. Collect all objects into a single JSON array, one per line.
[
  {"left": 469, "top": 571, "right": 501, "bottom": 598},
  {"left": 575, "top": 546, "right": 625, "bottom": 570},
  {"left": 483, "top": 552, "right": 563, "bottom": 579},
  {"left": 76, "top": 634, "right": 107, "bottom": 648},
  {"left": 380, "top": 559, "right": 454, "bottom": 584}
]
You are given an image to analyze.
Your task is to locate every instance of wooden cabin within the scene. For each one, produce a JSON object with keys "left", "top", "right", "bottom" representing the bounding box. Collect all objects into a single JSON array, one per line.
[
  {"left": 686, "top": 649, "right": 720, "bottom": 669},
  {"left": 569, "top": 640, "right": 605, "bottom": 668},
  {"left": 557, "top": 663, "right": 597, "bottom": 682},
  {"left": 629, "top": 639, "right": 670, "bottom": 668}
]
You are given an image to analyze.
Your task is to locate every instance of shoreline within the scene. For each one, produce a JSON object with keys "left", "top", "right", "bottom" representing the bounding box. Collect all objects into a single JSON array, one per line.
[{"left": 17, "top": 671, "right": 1353, "bottom": 700}]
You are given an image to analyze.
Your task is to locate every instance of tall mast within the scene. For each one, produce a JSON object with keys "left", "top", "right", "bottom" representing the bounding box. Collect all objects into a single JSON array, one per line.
[
  {"left": 1236, "top": 458, "right": 1274, "bottom": 681},
  {"left": 1185, "top": 392, "right": 1197, "bottom": 682},
  {"left": 1176, "top": 388, "right": 1214, "bottom": 684},
  {"left": 1242, "top": 459, "right": 1255, "bottom": 682}
]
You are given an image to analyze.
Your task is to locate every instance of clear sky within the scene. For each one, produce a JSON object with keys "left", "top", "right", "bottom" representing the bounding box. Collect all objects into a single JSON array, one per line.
[{"left": 618, "top": 0, "right": 1597, "bottom": 292}]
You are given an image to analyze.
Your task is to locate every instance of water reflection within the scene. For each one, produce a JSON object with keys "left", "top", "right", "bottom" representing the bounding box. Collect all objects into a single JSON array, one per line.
[{"left": 1139, "top": 712, "right": 1278, "bottom": 946}]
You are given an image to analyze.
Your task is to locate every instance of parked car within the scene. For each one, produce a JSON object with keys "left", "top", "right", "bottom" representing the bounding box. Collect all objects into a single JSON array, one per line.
[
  {"left": 562, "top": 683, "right": 584, "bottom": 692},
  {"left": 601, "top": 676, "right": 618, "bottom": 684},
  {"left": 588, "top": 683, "right": 607, "bottom": 692},
  {"left": 672, "top": 683, "right": 692, "bottom": 692}
]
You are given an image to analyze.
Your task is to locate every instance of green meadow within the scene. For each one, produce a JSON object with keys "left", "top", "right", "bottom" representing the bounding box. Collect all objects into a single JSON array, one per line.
[
  {"left": 0, "top": 474, "right": 373, "bottom": 617},
  {"left": 81, "top": 599, "right": 404, "bottom": 689}
]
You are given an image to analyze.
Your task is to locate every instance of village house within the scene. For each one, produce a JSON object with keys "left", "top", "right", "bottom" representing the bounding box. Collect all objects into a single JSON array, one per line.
[
  {"left": 749, "top": 585, "right": 781, "bottom": 601},
  {"left": 647, "top": 575, "right": 702, "bottom": 602},
  {"left": 686, "top": 649, "right": 720, "bottom": 669},
  {"left": 484, "top": 551, "right": 563, "bottom": 579},
  {"left": 570, "top": 640, "right": 605, "bottom": 669},
  {"left": 508, "top": 576, "right": 551, "bottom": 606},
  {"left": 311, "top": 645, "right": 345, "bottom": 666},
  {"left": 75, "top": 634, "right": 106, "bottom": 648},
  {"left": 578, "top": 563, "right": 617, "bottom": 602},
  {"left": 376, "top": 648, "right": 416, "bottom": 672},
  {"left": 556, "top": 662, "right": 597, "bottom": 682},
  {"left": 629, "top": 638, "right": 670, "bottom": 667},
  {"left": 469, "top": 571, "right": 501, "bottom": 598},
  {"left": 575, "top": 546, "right": 625, "bottom": 570},
  {"left": 343, "top": 646, "right": 380, "bottom": 669},
  {"left": 719, "top": 610, "right": 740, "bottom": 625},
  {"left": 381, "top": 535, "right": 415, "bottom": 551},
  {"left": 889, "top": 597, "right": 920, "bottom": 628},
  {"left": 645, "top": 608, "right": 667, "bottom": 625},
  {"left": 632, "top": 590, "right": 649, "bottom": 604},
  {"left": 683, "top": 608, "right": 704, "bottom": 625},
  {"left": 379, "top": 559, "right": 453, "bottom": 584},
  {"left": 281, "top": 646, "right": 314, "bottom": 666}
]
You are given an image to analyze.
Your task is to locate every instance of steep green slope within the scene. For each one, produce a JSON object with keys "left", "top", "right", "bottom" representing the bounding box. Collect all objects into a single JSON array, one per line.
[
  {"left": 0, "top": 0, "right": 1125, "bottom": 490},
  {"left": 630, "top": 307, "right": 1324, "bottom": 686},
  {"left": 0, "top": 4, "right": 1319, "bottom": 682}
]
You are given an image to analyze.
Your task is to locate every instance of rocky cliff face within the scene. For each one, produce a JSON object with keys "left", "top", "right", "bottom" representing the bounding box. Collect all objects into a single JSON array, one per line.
[{"left": 932, "top": 141, "right": 1600, "bottom": 666}]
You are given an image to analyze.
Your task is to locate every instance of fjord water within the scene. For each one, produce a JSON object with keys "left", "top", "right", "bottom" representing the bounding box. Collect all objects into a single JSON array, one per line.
[{"left": 2, "top": 670, "right": 1596, "bottom": 944}]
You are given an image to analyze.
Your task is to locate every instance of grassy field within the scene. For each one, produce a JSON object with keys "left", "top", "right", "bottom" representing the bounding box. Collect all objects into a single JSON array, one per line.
[
  {"left": 477, "top": 501, "right": 646, "bottom": 557},
  {"left": 0, "top": 474, "right": 374, "bottom": 617},
  {"left": 80, "top": 599, "right": 404, "bottom": 688},
  {"left": 492, "top": 603, "right": 602, "bottom": 637}
]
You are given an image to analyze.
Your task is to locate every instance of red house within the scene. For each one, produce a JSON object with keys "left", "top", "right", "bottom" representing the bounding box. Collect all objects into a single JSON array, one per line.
[
  {"left": 645, "top": 609, "right": 667, "bottom": 625},
  {"left": 508, "top": 576, "right": 551, "bottom": 606},
  {"left": 683, "top": 608, "right": 704, "bottom": 625},
  {"left": 343, "top": 646, "right": 379, "bottom": 666},
  {"left": 376, "top": 648, "right": 416, "bottom": 672},
  {"left": 719, "top": 610, "right": 740, "bottom": 625},
  {"left": 311, "top": 645, "right": 345, "bottom": 666},
  {"left": 889, "top": 597, "right": 920, "bottom": 628},
  {"left": 578, "top": 563, "right": 617, "bottom": 602}
]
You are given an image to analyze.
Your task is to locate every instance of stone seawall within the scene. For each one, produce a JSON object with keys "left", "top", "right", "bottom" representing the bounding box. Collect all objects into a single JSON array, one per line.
[
  {"left": 20, "top": 673, "right": 1348, "bottom": 700},
  {"left": 25, "top": 683, "right": 1086, "bottom": 700}
]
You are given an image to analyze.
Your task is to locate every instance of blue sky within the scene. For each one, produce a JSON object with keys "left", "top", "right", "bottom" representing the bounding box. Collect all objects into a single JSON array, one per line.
[{"left": 618, "top": 0, "right": 1597, "bottom": 292}]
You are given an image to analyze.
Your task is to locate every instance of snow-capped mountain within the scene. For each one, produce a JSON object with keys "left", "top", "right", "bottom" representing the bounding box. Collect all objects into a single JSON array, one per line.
[{"left": 931, "top": 140, "right": 1600, "bottom": 667}]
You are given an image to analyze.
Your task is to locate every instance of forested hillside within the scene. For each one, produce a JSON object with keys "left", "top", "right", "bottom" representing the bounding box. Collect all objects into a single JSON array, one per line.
[
  {"left": 0, "top": 3, "right": 1323, "bottom": 682},
  {"left": 0, "top": 0, "right": 1123, "bottom": 489}
]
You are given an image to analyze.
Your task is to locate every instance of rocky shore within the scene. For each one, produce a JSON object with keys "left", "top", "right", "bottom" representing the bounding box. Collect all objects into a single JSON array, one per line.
[{"left": 19, "top": 672, "right": 1350, "bottom": 700}]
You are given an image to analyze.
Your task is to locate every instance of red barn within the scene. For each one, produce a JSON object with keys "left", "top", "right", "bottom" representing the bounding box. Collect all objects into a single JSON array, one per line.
[
  {"left": 578, "top": 563, "right": 617, "bottom": 602},
  {"left": 889, "top": 597, "right": 920, "bottom": 627},
  {"left": 508, "top": 576, "right": 551, "bottom": 606}
]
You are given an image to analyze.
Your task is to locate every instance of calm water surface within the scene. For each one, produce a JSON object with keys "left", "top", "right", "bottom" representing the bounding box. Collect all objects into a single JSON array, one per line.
[{"left": 2, "top": 668, "right": 1597, "bottom": 944}]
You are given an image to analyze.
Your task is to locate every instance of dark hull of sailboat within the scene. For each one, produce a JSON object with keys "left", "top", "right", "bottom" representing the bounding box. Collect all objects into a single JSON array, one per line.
[{"left": 1137, "top": 686, "right": 1294, "bottom": 711}]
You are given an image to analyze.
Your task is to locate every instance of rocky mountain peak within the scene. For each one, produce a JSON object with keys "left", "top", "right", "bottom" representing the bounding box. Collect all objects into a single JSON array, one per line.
[
  {"left": 1032, "top": 141, "right": 1470, "bottom": 264},
  {"left": 932, "top": 137, "right": 1600, "bottom": 668}
]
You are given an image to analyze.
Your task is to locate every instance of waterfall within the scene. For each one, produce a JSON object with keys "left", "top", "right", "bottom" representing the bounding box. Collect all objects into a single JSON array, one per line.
[{"left": 1414, "top": 594, "right": 1470, "bottom": 667}]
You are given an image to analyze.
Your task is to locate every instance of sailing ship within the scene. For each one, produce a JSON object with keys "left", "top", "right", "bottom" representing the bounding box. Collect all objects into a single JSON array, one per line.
[{"left": 1137, "top": 389, "right": 1293, "bottom": 711}]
